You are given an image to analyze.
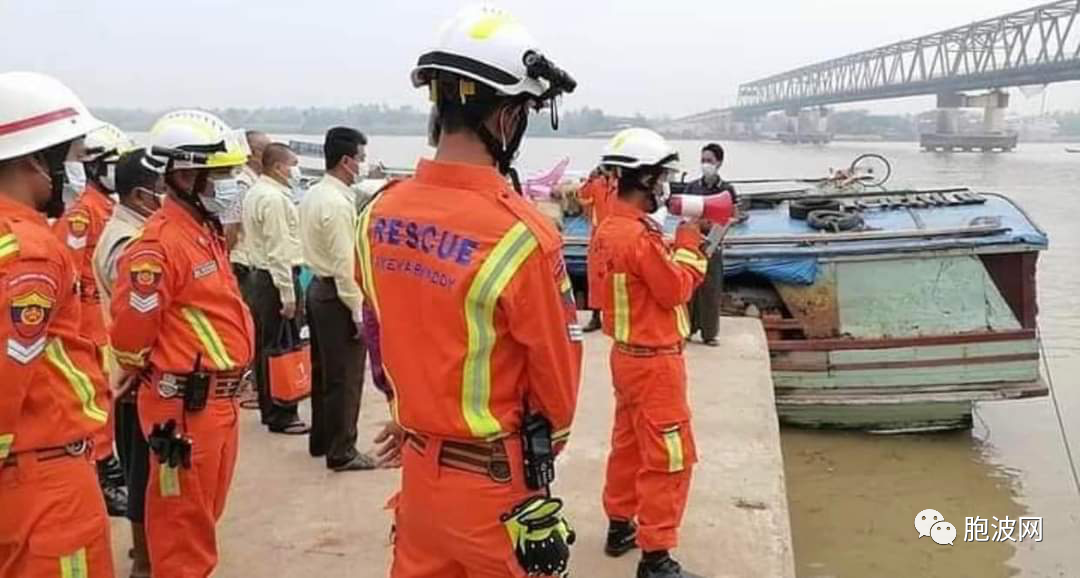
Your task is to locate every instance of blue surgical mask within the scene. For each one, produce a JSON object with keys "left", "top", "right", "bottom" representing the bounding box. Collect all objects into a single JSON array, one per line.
[{"left": 202, "top": 177, "right": 241, "bottom": 215}]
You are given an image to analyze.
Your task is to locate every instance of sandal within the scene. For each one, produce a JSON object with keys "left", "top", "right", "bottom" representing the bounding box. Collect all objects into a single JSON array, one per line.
[{"left": 269, "top": 420, "right": 310, "bottom": 435}]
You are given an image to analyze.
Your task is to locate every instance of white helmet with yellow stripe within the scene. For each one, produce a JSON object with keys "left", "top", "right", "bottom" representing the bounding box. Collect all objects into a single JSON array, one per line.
[
  {"left": 149, "top": 110, "right": 249, "bottom": 171},
  {"left": 601, "top": 128, "right": 681, "bottom": 173}
]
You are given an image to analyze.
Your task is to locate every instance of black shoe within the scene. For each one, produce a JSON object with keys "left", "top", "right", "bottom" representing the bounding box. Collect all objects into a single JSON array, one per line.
[
  {"left": 329, "top": 453, "right": 377, "bottom": 472},
  {"left": 97, "top": 455, "right": 126, "bottom": 486},
  {"left": 583, "top": 312, "right": 603, "bottom": 333},
  {"left": 605, "top": 519, "right": 638, "bottom": 557},
  {"left": 637, "top": 553, "right": 703, "bottom": 578},
  {"left": 101, "top": 482, "right": 129, "bottom": 518}
]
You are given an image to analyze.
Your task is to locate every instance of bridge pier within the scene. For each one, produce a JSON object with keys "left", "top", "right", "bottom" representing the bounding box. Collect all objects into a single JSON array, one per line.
[
  {"left": 778, "top": 107, "right": 832, "bottom": 145},
  {"left": 921, "top": 90, "right": 1017, "bottom": 153}
]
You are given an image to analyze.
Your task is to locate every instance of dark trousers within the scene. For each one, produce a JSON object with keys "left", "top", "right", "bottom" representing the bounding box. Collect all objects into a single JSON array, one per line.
[
  {"left": 115, "top": 397, "right": 149, "bottom": 522},
  {"left": 690, "top": 253, "right": 723, "bottom": 342},
  {"left": 306, "top": 278, "right": 366, "bottom": 466},
  {"left": 248, "top": 269, "right": 302, "bottom": 428}
]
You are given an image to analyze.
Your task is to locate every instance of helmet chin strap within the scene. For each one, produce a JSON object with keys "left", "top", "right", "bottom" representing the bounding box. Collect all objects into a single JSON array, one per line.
[
  {"left": 166, "top": 170, "right": 217, "bottom": 226},
  {"left": 465, "top": 100, "right": 530, "bottom": 194}
]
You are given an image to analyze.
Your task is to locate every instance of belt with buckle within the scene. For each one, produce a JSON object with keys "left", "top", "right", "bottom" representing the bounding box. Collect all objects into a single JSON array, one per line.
[
  {"left": 1, "top": 439, "right": 91, "bottom": 467},
  {"left": 405, "top": 433, "right": 513, "bottom": 484},
  {"left": 615, "top": 342, "right": 684, "bottom": 357},
  {"left": 156, "top": 372, "right": 246, "bottom": 400}
]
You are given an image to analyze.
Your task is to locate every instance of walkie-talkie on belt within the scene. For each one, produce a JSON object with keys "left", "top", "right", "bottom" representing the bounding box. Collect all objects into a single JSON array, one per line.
[
  {"left": 522, "top": 412, "right": 556, "bottom": 490},
  {"left": 183, "top": 352, "right": 210, "bottom": 413}
]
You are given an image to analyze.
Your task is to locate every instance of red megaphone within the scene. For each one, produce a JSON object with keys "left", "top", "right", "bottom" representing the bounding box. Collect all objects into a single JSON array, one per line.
[{"left": 667, "top": 193, "right": 734, "bottom": 225}]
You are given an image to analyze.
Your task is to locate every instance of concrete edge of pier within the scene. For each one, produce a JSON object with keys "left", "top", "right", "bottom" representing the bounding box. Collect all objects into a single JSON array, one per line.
[{"left": 111, "top": 316, "right": 793, "bottom": 578}]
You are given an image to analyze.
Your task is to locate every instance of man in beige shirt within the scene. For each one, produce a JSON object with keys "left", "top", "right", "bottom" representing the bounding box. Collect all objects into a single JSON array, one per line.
[
  {"left": 223, "top": 130, "right": 269, "bottom": 290},
  {"left": 242, "top": 142, "right": 308, "bottom": 434},
  {"left": 299, "top": 127, "right": 374, "bottom": 471}
]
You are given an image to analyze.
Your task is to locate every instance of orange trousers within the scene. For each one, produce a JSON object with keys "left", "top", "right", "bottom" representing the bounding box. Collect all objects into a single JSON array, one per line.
[
  {"left": 0, "top": 450, "right": 114, "bottom": 577},
  {"left": 92, "top": 346, "right": 115, "bottom": 462},
  {"left": 390, "top": 436, "right": 546, "bottom": 578},
  {"left": 139, "top": 391, "right": 239, "bottom": 578},
  {"left": 602, "top": 348, "right": 697, "bottom": 552}
]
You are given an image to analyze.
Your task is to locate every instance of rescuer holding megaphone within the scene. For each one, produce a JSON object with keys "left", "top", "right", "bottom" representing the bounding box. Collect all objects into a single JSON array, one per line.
[{"left": 590, "top": 128, "right": 711, "bottom": 578}]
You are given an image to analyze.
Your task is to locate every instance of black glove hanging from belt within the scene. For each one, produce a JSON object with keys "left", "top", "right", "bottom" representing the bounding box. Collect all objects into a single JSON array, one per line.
[
  {"left": 148, "top": 419, "right": 192, "bottom": 469},
  {"left": 501, "top": 495, "right": 576, "bottom": 576}
]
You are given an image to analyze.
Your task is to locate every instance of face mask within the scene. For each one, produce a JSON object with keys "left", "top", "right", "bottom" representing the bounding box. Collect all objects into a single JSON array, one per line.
[
  {"left": 287, "top": 165, "right": 303, "bottom": 189},
  {"left": 62, "top": 161, "right": 86, "bottom": 205},
  {"left": 201, "top": 177, "right": 241, "bottom": 215},
  {"left": 702, "top": 162, "right": 718, "bottom": 178},
  {"left": 355, "top": 160, "right": 370, "bottom": 180}
]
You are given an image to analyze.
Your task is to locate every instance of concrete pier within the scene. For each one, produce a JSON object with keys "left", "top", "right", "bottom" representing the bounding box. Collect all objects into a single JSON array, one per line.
[{"left": 110, "top": 317, "right": 793, "bottom": 578}]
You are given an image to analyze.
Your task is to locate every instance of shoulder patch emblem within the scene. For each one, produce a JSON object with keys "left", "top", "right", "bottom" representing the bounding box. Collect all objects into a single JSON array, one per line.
[
  {"left": 7, "top": 284, "right": 55, "bottom": 365},
  {"left": 66, "top": 210, "right": 91, "bottom": 249}
]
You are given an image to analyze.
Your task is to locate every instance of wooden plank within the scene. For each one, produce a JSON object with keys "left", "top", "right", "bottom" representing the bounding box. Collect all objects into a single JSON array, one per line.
[
  {"left": 835, "top": 256, "right": 1021, "bottom": 339},
  {"left": 724, "top": 224, "right": 1007, "bottom": 246},
  {"left": 772, "top": 360, "right": 1039, "bottom": 389},
  {"left": 776, "top": 380, "right": 1047, "bottom": 404},
  {"left": 827, "top": 339, "right": 1038, "bottom": 364},
  {"left": 772, "top": 353, "right": 1039, "bottom": 372},
  {"left": 768, "top": 328, "right": 1036, "bottom": 352}
]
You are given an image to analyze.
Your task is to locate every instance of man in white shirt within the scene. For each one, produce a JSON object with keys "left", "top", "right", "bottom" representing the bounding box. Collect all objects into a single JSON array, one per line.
[
  {"left": 242, "top": 142, "right": 308, "bottom": 434},
  {"left": 299, "top": 127, "right": 374, "bottom": 471}
]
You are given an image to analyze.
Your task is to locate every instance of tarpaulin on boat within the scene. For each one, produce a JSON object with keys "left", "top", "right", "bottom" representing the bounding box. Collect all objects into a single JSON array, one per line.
[{"left": 722, "top": 257, "right": 818, "bottom": 285}]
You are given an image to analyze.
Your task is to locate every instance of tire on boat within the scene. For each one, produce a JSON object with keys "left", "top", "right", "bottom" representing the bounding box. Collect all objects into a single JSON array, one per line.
[
  {"left": 807, "top": 210, "right": 863, "bottom": 232},
  {"left": 790, "top": 198, "right": 841, "bottom": 220}
]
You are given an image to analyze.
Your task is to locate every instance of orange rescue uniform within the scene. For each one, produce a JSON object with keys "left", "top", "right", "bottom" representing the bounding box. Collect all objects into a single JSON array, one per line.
[
  {"left": 0, "top": 196, "right": 114, "bottom": 578},
  {"left": 53, "top": 184, "right": 116, "bottom": 458},
  {"left": 589, "top": 199, "right": 707, "bottom": 553},
  {"left": 578, "top": 173, "right": 616, "bottom": 310},
  {"left": 355, "top": 159, "right": 582, "bottom": 578},
  {"left": 110, "top": 199, "right": 254, "bottom": 578}
]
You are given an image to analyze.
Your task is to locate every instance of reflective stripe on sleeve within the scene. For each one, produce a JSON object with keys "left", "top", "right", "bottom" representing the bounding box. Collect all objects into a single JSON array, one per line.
[
  {"left": 672, "top": 248, "right": 707, "bottom": 275},
  {"left": 675, "top": 304, "right": 691, "bottom": 339},
  {"left": 0, "top": 433, "right": 13, "bottom": 459},
  {"left": 0, "top": 233, "right": 18, "bottom": 261},
  {"left": 181, "top": 307, "right": 235, "bottom": 371},
  {"left": 45, "top": 339, "right": 108, "bottom": 424},
  {"left": 613, "top": 273, "right": 631, "bottom": 343},
  {"left": 461, "top": 222, "right": 539, "bottom": 439}
]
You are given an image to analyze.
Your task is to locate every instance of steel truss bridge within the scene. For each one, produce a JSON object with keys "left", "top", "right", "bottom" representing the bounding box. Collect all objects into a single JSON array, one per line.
[{"left": 682, "top": 0, "right": 1080, "bottom": 122}]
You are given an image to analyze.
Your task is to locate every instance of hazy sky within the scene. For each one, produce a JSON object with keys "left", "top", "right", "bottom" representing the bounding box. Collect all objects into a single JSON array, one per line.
[{"left": 3, "top": 0, "right": 1077, "bottom": 117}]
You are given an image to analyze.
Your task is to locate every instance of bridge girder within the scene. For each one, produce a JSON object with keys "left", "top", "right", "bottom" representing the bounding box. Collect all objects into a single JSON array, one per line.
[{"left": 727, "top": 0, "right": 1080, "bottom": 116}]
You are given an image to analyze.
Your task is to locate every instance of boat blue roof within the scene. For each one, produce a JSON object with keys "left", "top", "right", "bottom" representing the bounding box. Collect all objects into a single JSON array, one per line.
[
  {"left": 723, "top": 192, "right": 1048, "bottom": 259},
  {"left": 563, "top": 191, "right": 1047, "bottom": 264}
]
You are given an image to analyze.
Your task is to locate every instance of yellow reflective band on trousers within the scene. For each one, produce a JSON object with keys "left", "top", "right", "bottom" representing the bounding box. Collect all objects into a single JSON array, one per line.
[
  {"left": 672, "top": 248, "right": 707, "bottom": 275},
  {"left": 663, "top": 428, "right": 685, "bottom": 472},
  {"left": 462, "top": 222, "right": 539, "bottom": 439},
  {"left": 0, "top": 233, "right": 18, "bottom": 261},
  {"left": 159, "top": 463, "right": 181, "bottom": 497},
  {"left": 59, "top": 547, "right": 88, "bottom": 578},
  {"left": 181, "top": 307, "right": 235, "bottom": 371},
  {"left": 45, "top": 339, "right": 108, "bottom": 424},
  {"left": 613, "top": 273, "right": 631, "bottom": 343},
  {"left": 675, "top": 305, "right": 691, "bottom": 339},
  {"left": 0, "top": 433, "right": 13, "bottom": 459}
]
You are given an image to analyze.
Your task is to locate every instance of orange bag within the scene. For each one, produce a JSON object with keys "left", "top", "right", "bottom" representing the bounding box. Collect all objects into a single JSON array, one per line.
[{"left": 268, "top": 321, "right": 312, "bottom": 404}]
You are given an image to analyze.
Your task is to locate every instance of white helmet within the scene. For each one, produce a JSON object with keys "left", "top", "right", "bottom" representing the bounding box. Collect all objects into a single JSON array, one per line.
[
  {"left": 148, "top": 110, "right": 249, "bottom": 171},
  {"left": 412, "top": 5, "right": 575, "bottom": 101},
  {"left": 84, "top": 123, "right": 135, "bottom": 164},
  {"left": 601, "top": 128, "right": 681, "bottom": 172},
  {"left": 0, "top": 72, "right": 103, "bottom": 162}
]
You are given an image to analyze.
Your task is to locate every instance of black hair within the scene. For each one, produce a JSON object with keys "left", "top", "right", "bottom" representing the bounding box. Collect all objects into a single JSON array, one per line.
[
  {"left": 432, "top": 74, "right": 509, "bottom": 136},
  {"left": 615, "top": 165, "right": 665, "bottom": 197},
  {"left": 324, "top": 127, "right": 367, "bottom": 171},
  {"left": 261, "top": 142, "right": 293, "bottom": 172},
  {"left": 115, "top": 149, "right": 162, "bottom": 198},
  {"left": 702, "top": 143, "right": 725, "bottom": 163}
]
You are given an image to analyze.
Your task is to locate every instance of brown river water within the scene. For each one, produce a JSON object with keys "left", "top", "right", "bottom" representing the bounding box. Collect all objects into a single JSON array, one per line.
[{"left": 297, "top": 135, "right": 1080, "bottom": 577}]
